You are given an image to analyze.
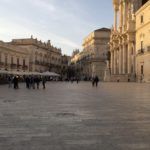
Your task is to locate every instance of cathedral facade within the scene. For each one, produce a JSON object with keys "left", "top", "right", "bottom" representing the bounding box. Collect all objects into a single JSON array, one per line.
[
  {"left": 110, "top": 0, "right": 136, "bottom": 82},
  {"left": 110, "top": 0, "right": 149, "bottom": 82}
]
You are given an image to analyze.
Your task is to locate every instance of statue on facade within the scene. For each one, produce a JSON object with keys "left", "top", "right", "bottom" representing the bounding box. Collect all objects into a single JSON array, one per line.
[{"left": 47, "top": 40, "right": 51, "bottom": 45}]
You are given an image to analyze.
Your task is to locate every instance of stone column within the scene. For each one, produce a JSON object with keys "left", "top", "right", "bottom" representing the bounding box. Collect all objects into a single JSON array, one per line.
[
  {"left": 114, "top": 10, "right": 118, "bottom": 31},
  {"left": 117, "top": 50, "right": 119, "bottom": 74},
  {"left": 132, "top": 43, "right": 136, "bottom": 74},
  {"left": 122, "top": 44, "right": 126, "bottom": 74},
  {"left": 128, "top": 43, "right": 132, "bottom": 74},
  {"left": 114, "top": 50, "right": 117, "bottom": 74},
  {"left": 116, "top": 50, "right": 118, "bottom": 74},
  {"left": 119, "top": 46, "right": 122, "bottom": 74},
  {"left": 128, "top": 1, "right": 132, "bottom": 21},
  {"left": 119, "top": 1, "right": 123, "bottom": 31},
  {"left": 111, "top": 51, "right": 114, "bottom": 74},
  {"left": 126, "top": 1, "right": 129, "bottom": 23},
  {"left": 121, "top": 45, "right": 124, "bottom": 74},
  {"left": 122, "top": 1, "right": 125, "bottom": 26},
  {"left": 113, "top": 0, "right": 119, "bottom": 31},
  {"left": 123, "top": 0, "right": 127, "bottom": 31}
]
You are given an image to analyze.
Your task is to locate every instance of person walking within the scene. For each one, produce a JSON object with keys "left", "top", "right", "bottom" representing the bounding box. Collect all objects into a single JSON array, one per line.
[
  {"left": 94, "top": 76, "right": 99, "bottom": 87},
  {"left": 35, "top": 76, "right": 40, "bottom": 89},
  {"left": 92, "top": 77, "right": 95, "bottom": 87},
  {"left": 25, "top": 76, "right": 30, "bottom": 89},
  {"left": 42, "top": 76, "right": 46, "bottom": 89},
  {"left": 13, "top": 76, "right": 19, "bottom": 89},
  {"left": 30, "top": 76, "right": 35, "bottom": 89},
  {"left": 8, "top": 75, "right": 13, "bottom": 88}
]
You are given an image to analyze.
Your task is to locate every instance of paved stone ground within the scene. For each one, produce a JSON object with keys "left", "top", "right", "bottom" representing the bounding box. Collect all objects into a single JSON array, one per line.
[{"left": 0, "top": 81, "right": 150, "bottom": 150}]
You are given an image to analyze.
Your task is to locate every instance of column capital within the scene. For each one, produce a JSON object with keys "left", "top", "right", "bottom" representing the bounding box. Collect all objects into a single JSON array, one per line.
[{"left": 113, "top": 0, "right": 120, "bottom": 11}]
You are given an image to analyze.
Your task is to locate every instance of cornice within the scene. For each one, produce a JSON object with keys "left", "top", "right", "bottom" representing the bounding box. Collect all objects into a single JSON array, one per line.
[{"left": 136, "top": 0, "right": 150, "bottom": 15}]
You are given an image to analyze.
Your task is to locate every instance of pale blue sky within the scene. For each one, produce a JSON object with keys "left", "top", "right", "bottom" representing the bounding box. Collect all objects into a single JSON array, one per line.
[{"left": 0, "top": 0, "right": 113, "bottom": 55}]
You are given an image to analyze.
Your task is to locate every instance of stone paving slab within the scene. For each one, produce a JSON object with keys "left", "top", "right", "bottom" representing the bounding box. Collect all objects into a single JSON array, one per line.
[{"left": 0, "top": 82, "right": 150, "bottom": 150}]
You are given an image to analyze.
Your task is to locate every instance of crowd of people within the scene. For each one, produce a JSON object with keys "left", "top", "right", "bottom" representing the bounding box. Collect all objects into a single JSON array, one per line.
[
  {"left": 69, "top": 76, "right": 99, "bottom": 87},
  {"left": 1, "top": 74, "right": 100, "bottom": 89},
  {"left": 7, "top": 75, "right": 47, "bottom": 89}
]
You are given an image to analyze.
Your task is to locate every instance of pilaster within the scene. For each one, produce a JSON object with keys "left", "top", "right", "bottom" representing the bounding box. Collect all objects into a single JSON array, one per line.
[
  {"left": 128, "top": 43, "right": 132, "bottom": 74},
  {"left": 114, "top": 50, "right": 117, "bottom": 74},
  {"left": 111, "top": 51, "right": 114, "bottom": 74},
  {"left": 119, "top": 46, "right": 122, "bottom": 74},
  {"left": 122, "top": 43, "right": 127, "bottom": 74}
]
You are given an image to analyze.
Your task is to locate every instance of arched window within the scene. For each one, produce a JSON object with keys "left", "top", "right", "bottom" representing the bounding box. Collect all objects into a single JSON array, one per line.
[{"left": 5, "top": 55, "right": 8, "bottom": 65}]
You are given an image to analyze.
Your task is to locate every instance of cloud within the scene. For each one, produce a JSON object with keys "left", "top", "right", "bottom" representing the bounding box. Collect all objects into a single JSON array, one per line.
[
  {"left": 0, "top": 17, "right": 81, "bottom": 55},
  {"left": 0, "top": 0, "right": 113, "bottom": 55},
  {"left": 31, "top": 0, "right": 56, "bottom": 12},
  {"left": 47, "top": 32, "right": 81, "bottom": 48}
]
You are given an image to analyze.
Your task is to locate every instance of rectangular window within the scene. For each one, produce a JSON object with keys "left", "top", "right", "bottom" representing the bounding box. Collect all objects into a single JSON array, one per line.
[
  {"left": 141, "top": 65, "right": 144, "bottom": 75},
  {"left": 141, "top": 15, "right": 144, "bottom": 23},
  {"left": 5, "top": 55, "right": 7, "bottom": 65},
  {"left": 141, "top": 41, "right": 144, "bottom": 53},
  {"left": 35, "top": 55, "right": 37, "bottom": 61},
  {"left": 0, "top": 53, "right": 1, "bottom": 63},
  {"left": 17, "top": 58, "right": 19, "bottom": 66},
  {"left": 23, "top": 59, "right": 26, "bottom": 66},
  {"left": 11, "top": 56, "right": 13, "bottom": 64}
]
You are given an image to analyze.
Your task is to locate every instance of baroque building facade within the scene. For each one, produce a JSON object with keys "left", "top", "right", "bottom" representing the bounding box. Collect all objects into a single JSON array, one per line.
[
  {"left": 61, "top": 55, "right": 71, "bottom": 78},
  {"left": 110, "top": 0, "right": 137, "bottom": 82},
  {"left": 71, "top": 28, "right": 110, "bottom": 81},
  {"left": 0, "top": 41, "right": 29, "bottom": 72},
  {"left": 10, "top": 37, "right": 62, "bottom": 73},
  {"left": 0, "top": 36, "right": 63, "bottom": 74},
  {"left": 135, "top": 0, "right": 150, "bottom": 82}
]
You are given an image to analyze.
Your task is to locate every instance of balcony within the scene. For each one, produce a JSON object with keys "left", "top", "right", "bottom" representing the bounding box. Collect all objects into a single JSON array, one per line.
[
  {"left": 4, "top": 63, "right": 9, "bottom": 68},
  {"left": 22, "top": 65, "right": 28, "bottom": 70},
  {"left": 147, "top": 46, "right": 150, "bottom": 52},
  {"left": 17, "top": 64, "right": 22, "bottom": 69},
  {"left": 35, "top": 60, "right": 40, "bottom": 65},
  {"left": 138, "top": 49, "right": 144, "bottom": 54},
  {"left": 10, "top": 64, "right": 17, "bottom": 69},
  {"left": 40, "top": 62, "right": 49, "bottom": 66},
  {"left": 0, "top": 62, "right": 4, "bottom": 67}
]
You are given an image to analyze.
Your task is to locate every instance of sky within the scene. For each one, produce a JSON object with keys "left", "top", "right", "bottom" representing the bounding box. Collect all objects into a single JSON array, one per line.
[{"left": 0, "top": 0, "right": 113, "bottom": 55}]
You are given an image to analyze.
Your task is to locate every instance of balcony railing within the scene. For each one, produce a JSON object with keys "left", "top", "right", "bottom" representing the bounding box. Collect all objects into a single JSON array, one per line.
[
  {"left": 22, "top": 65, "right": 28, "bottom": 70},
  {"left": 147, "top": 46, "right": 150, "bottom": 52},
  {"left": 0, "top": 62, "right": 4, "bottom": 67},
  {"left": 138, "top": 49, "right": 144, "bottom": 54},
  {"left": 10, "top": 64, "right": 17, "bottom": 69},
  {"left": 35, "top": 60, "right": 49, "bottom": 66},
  {"left": 17, "top": 65, "right": 22, "bottom": 69},
  {"left": 35, "top": 60, "right": 40, "bottom": 65}
]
